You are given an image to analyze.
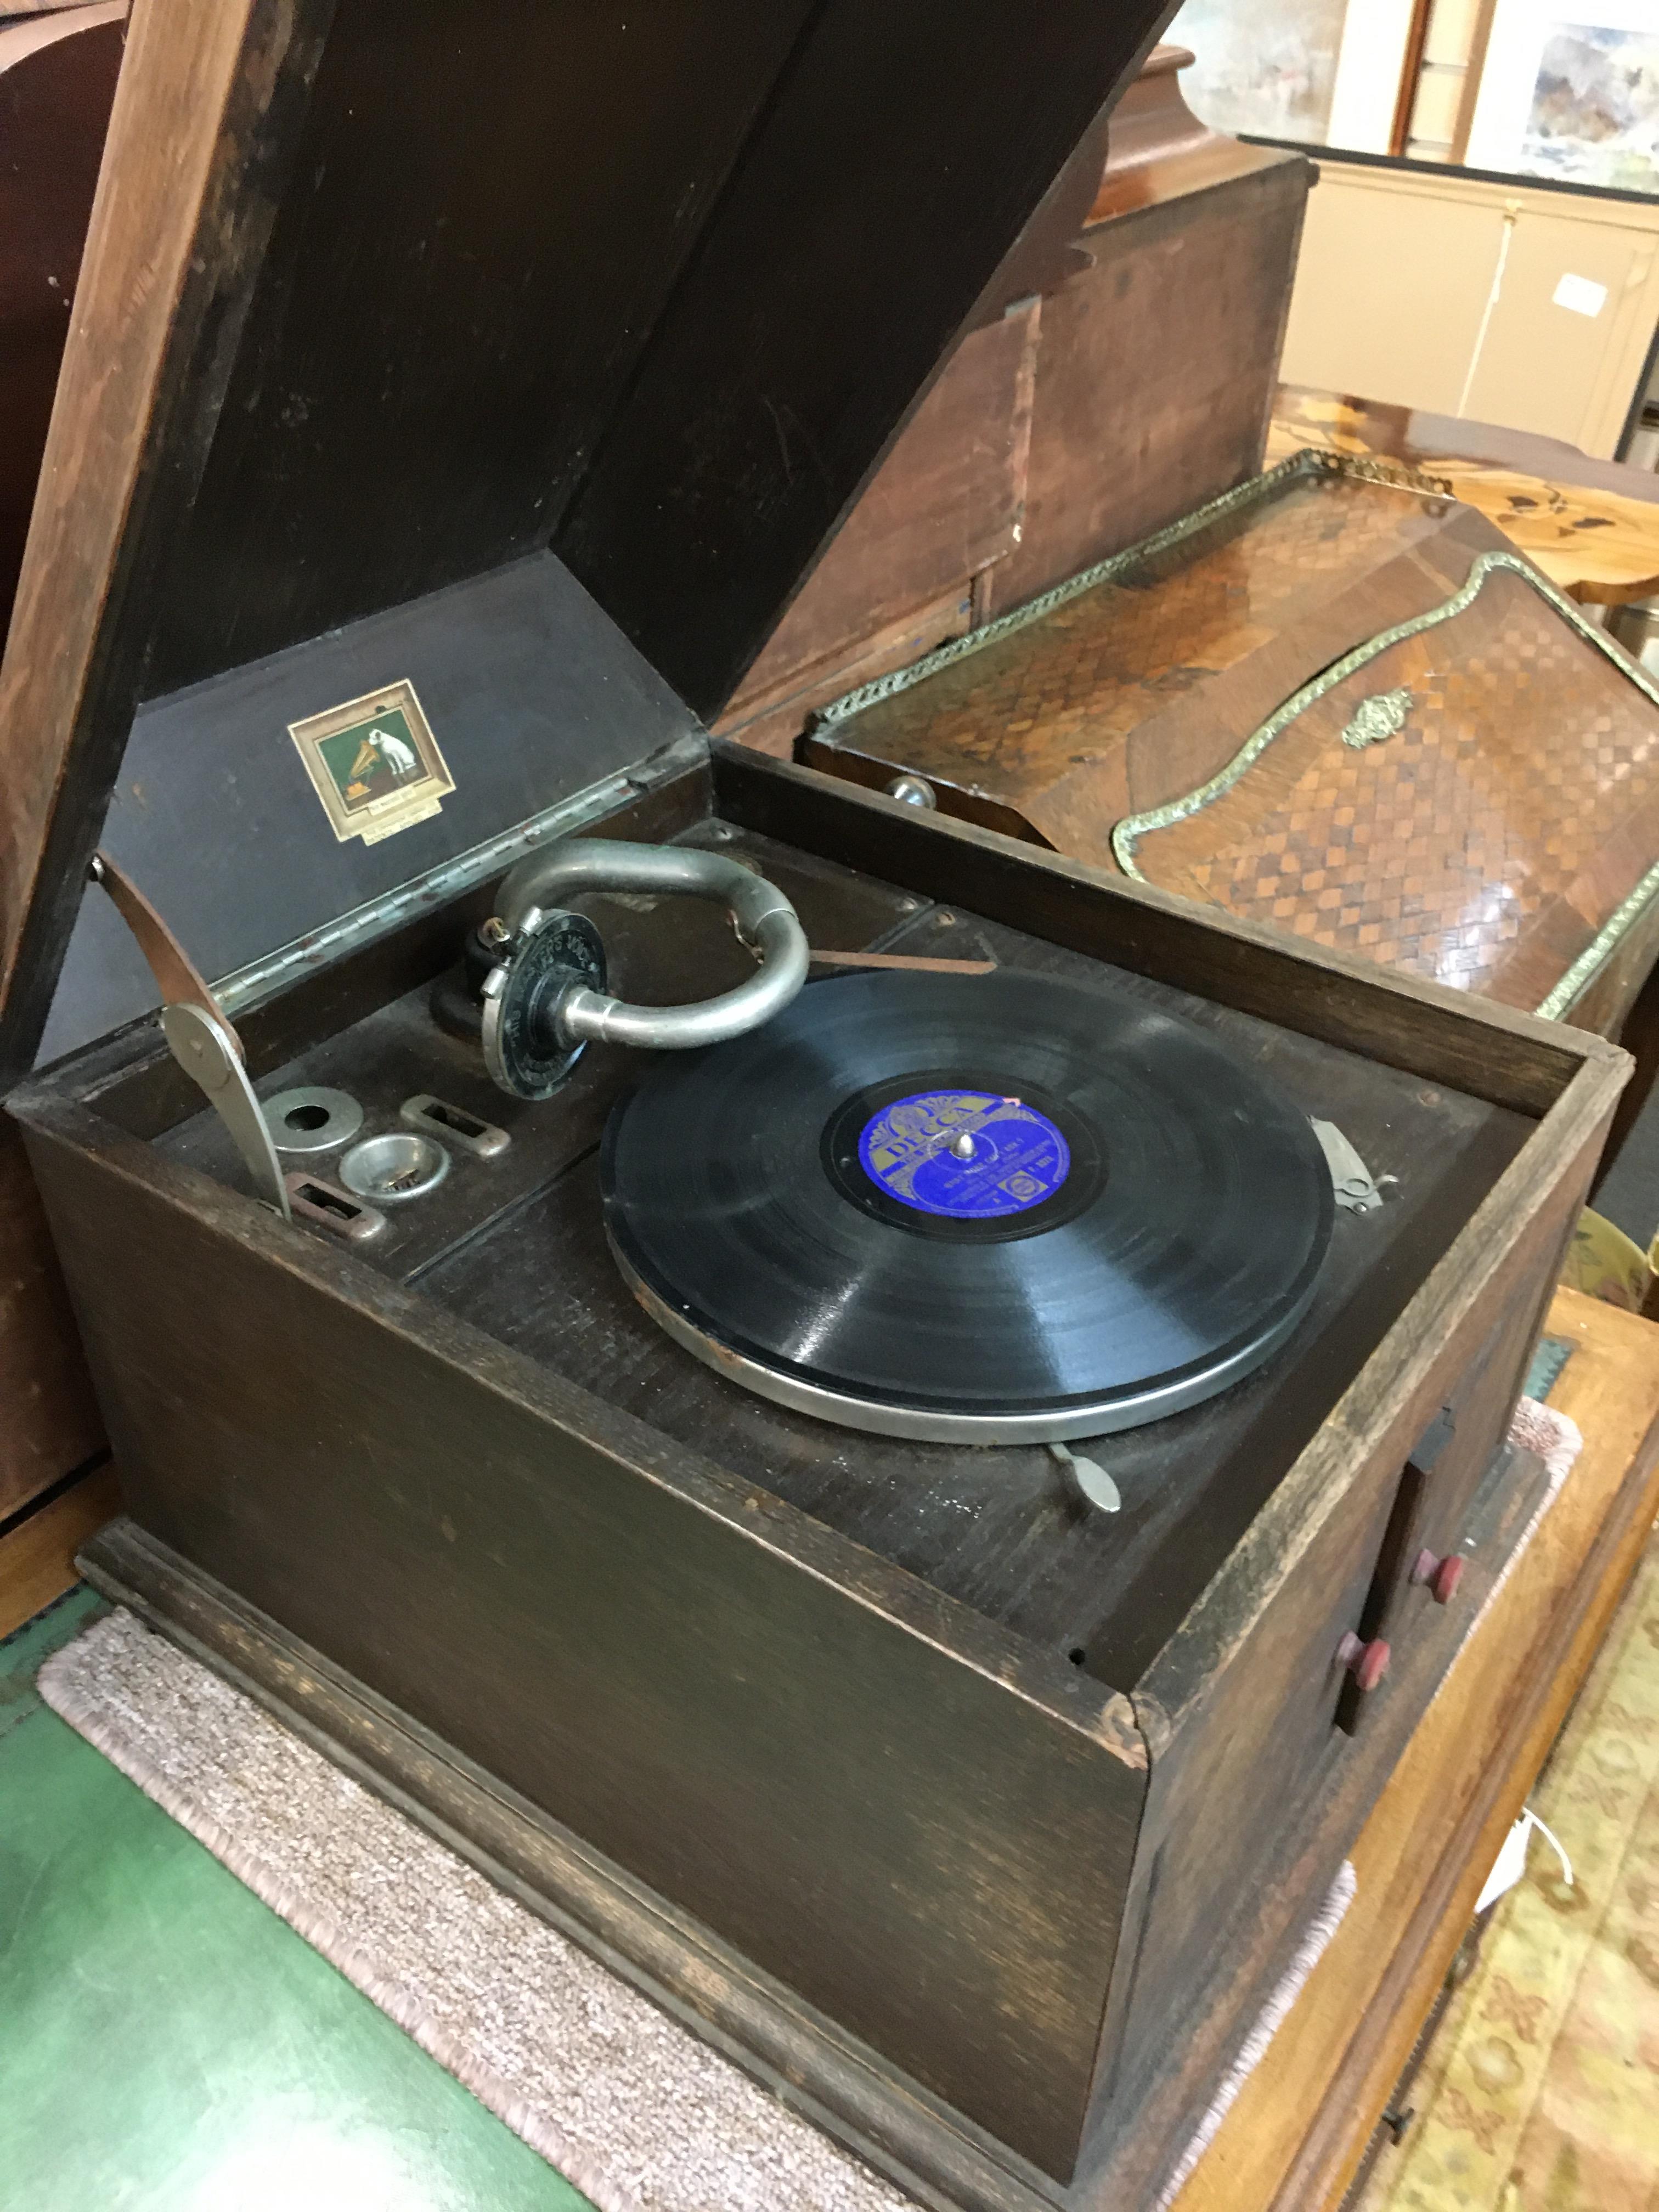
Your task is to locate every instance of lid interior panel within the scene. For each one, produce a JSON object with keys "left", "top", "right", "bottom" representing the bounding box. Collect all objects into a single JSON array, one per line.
[
  {"left": 1, "top": 0, "right": 1182, "bottom": 1073},
  {"left": 128, "top": 0, "right": 1184, "bottom": 720},
  {"left": 41, "top": 551, "right": 698, "bottom": 1064},
  {"left": 139, "top": 0, "right": 819, "bottom": 703}
]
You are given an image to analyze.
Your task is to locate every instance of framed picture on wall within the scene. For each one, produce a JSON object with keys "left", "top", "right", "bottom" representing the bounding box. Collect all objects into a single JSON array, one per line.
[
  {"left": 1163, "top": 0, "right": 1353, "bottom": 143},
  {"left": 1464, "top": 1, "right": 1659, "bottom": 193},
  {"left": 1166, "top": 0, "right": 1432, "bottom": 156}
]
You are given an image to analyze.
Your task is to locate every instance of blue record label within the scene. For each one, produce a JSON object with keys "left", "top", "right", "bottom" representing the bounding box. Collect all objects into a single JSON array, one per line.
[{"left": 857, "top": 1090, "right": 1070, "bottom": 1218}]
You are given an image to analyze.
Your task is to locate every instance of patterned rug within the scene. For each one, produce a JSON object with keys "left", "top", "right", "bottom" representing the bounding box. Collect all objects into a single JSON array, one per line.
[{"left": 1358, "top": 1527, "right": 1659, "bottom": 2212}]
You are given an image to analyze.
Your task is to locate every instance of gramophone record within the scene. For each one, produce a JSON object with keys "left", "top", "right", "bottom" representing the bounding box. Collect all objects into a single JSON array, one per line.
[{"left": 600, "top": 969, "right": 1334, "bottom": 1442}]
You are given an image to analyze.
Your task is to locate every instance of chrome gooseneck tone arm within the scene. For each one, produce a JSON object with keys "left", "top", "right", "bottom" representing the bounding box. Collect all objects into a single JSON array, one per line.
[{"left": 481, "top": 838, "right": 810, "bottom": 1097}]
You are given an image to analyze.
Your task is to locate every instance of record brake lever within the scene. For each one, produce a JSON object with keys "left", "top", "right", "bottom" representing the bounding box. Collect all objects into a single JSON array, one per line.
[{"left": 479, "top": 838, "right": 810, "bottom": 1100}]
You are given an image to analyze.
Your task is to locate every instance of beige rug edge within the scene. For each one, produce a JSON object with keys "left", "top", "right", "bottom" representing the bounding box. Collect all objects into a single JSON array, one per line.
[
  {"left": 38, "top": 1612, "right": 650, "bottom": 2212},
  {"left": 39, "top": 1609, "right": 913, "bottom": 2212},
  {"left": 38, "top": 1607, "right": 1352, "bottom": 2212}
]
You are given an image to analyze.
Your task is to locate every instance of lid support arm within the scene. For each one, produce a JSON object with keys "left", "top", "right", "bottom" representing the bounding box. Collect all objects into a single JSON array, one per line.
[{"left": 92, "top": 853, "right": 290, "bottom": 1220}]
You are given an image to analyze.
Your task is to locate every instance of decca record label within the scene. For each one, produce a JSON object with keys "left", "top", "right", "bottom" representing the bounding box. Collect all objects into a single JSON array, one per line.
[{"left": 857, "top": 1090, "right": 1070, "bottom": 1218}]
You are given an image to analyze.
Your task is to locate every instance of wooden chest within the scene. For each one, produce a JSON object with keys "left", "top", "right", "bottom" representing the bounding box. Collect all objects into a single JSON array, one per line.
[
  {"left": 0, "top": 7, "right": 1628, "bottom": 2209},
  {"left": 716, "top": 45, "right": 1313, "bottom": 758}
]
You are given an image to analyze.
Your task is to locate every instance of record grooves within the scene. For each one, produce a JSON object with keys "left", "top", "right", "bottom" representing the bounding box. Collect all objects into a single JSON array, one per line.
[{"left": 601, "top": 969, "right": 1335, "bottom": 1443}]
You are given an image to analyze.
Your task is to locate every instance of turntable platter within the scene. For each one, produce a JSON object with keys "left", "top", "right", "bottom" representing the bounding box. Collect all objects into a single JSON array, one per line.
[{"left": 600, "top": 969, "right": 1334, "bottom": 1442}]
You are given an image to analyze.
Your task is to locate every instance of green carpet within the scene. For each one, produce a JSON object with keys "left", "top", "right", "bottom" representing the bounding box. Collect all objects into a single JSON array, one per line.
[{"left": 0, "top": 1587, "right": 591, "bottom": 2212}]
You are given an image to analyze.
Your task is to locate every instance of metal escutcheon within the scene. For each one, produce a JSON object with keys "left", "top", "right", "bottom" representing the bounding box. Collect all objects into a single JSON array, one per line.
[{"left": 263, "top": 1085, "right": 365, "bottom": 1154}]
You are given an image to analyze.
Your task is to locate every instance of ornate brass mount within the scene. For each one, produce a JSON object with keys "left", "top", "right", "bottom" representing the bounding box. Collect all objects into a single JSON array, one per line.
[{"left": 1340, "top": 687, "right": 1413, "bottom": 752}]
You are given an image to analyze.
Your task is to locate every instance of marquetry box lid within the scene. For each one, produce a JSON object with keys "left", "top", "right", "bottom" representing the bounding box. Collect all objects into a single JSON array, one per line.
[{"left": 802, "top": 450, "right": 1659, "bottom": 1030}]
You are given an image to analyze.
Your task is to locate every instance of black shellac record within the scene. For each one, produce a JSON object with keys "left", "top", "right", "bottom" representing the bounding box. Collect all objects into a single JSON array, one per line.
[{"left": 600, "top": 969, "right": 1335, "bottom": 1442}]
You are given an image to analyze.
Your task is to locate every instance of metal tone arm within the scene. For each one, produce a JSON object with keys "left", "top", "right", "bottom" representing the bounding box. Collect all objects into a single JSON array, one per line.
[
  {"left": 493, "top": 839, "right": 809, "bottom": 1051},
  {"left": 481, "top": 838, "right": 809, "bottom": 1097}
]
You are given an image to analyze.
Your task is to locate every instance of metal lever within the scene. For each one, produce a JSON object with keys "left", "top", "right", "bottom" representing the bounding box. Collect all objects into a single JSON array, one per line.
[
  {"left": 92, "top": 854, "right": 291, "bottom": 1220},
  {"left": 160, "top": 1005, "right": 291, "bottom": 1218},
  {"left": 1310, "top": 1118, "right": 1393, "bottom": 1214},
  {"left": 481, "top": 838, "right": 810, "bottom": 1099}
]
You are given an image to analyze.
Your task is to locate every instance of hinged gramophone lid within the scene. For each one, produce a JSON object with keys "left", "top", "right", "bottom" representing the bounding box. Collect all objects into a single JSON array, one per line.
[{"left": 0, "top": 0, "right": 1178, "bottom": 1077}]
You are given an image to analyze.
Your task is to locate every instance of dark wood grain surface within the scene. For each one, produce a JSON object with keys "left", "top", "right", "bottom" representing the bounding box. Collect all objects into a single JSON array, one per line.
[
  {"left": 717, "top": 57, "right": 1310, "bottom": 760},
  {"left": 138, "top": 0, "right": 1181, "bottom": 714},
  {"left": 140, "top": 0, "right": 815, "bottom": 701},
  {"left": 76, "top": 1513, "right": 1108, "bottom": 2212},
  {"left": 0, "top": 0, "right": 1632, "bottom": 2188},
  {"left": 0, "top": 0, "right": 1178, "bottom": 1080},
  {"left": 424, "top": 894, "right": 1529, "bottom": 1676},
  {"left": 0, "top": 1, "right": 126, "bottom": 634},
  {"left": 1234, "top": 1288, "right": 1659, "bottom": 2212},
  {"left": 552, "top": 0, "right": 1182, "bottom": 715},
  {"left": 0, "top": 1119, "right": 100, "bottom": 1517},
  {"left": 0, "top": 0, "right": 331, "bottom": 1086},
  {"left": 123, "top": 792, "right": 1538, "bottom": 1673},
  {"left": 715, "top": 303, "right": 1041, "bottom": 753},
  {"left": 1091, "top": 1433, "right": 1559, "bottom": 2212},
  {"left": 1086, "top": 1049, "right": 1618, "bottom": 2205},
  {"left": 1099, "top": 1161, "right": 1597, "bottom": 2183},
  {"left": 27, "top": 1089, "right": 1144, "bottom": 2182},
  {"left": 985, "top": 150, "right": 1310, "bottom": 617}
]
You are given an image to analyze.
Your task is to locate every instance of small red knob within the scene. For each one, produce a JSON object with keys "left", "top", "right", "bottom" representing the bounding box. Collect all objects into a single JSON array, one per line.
[
  {"left": 1412, "top": 1548, "right": 1469, "bottom": 1605},
  {"left": 1355, "top": 1639, "right": 1391, "bottom": 1691},
  {"left": 1337, "top": 1633, "right": 1391, "bottom": 1691},
  {"left": 1432, "top": 1555, "right": 1466, "bottom": 1606}
]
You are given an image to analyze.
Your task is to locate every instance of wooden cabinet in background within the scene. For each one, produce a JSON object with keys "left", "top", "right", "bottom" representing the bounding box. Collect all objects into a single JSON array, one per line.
[
  {"left": 0, "top": 1, "right": 126, "bottom": 1517},
  {"left": 1278, "top": 150, "right": 1659, "bottom": 460},
  {"left": 718, "top": 47, "right": 1312, "bottom": 754}
]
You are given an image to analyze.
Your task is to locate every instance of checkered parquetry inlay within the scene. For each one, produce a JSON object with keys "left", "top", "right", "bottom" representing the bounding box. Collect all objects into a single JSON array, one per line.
[
  {"left": 1133, "top": 568, "right": 1659, "bottom": 1002},
  {"left": 840, "top": 476, "right": 1450, "bottom": 790}
]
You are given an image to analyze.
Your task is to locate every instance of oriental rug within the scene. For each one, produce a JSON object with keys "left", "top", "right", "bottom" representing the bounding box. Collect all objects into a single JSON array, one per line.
[{"left": 1359, "top": 1526, "right": 1659, "bottom": 2212}]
